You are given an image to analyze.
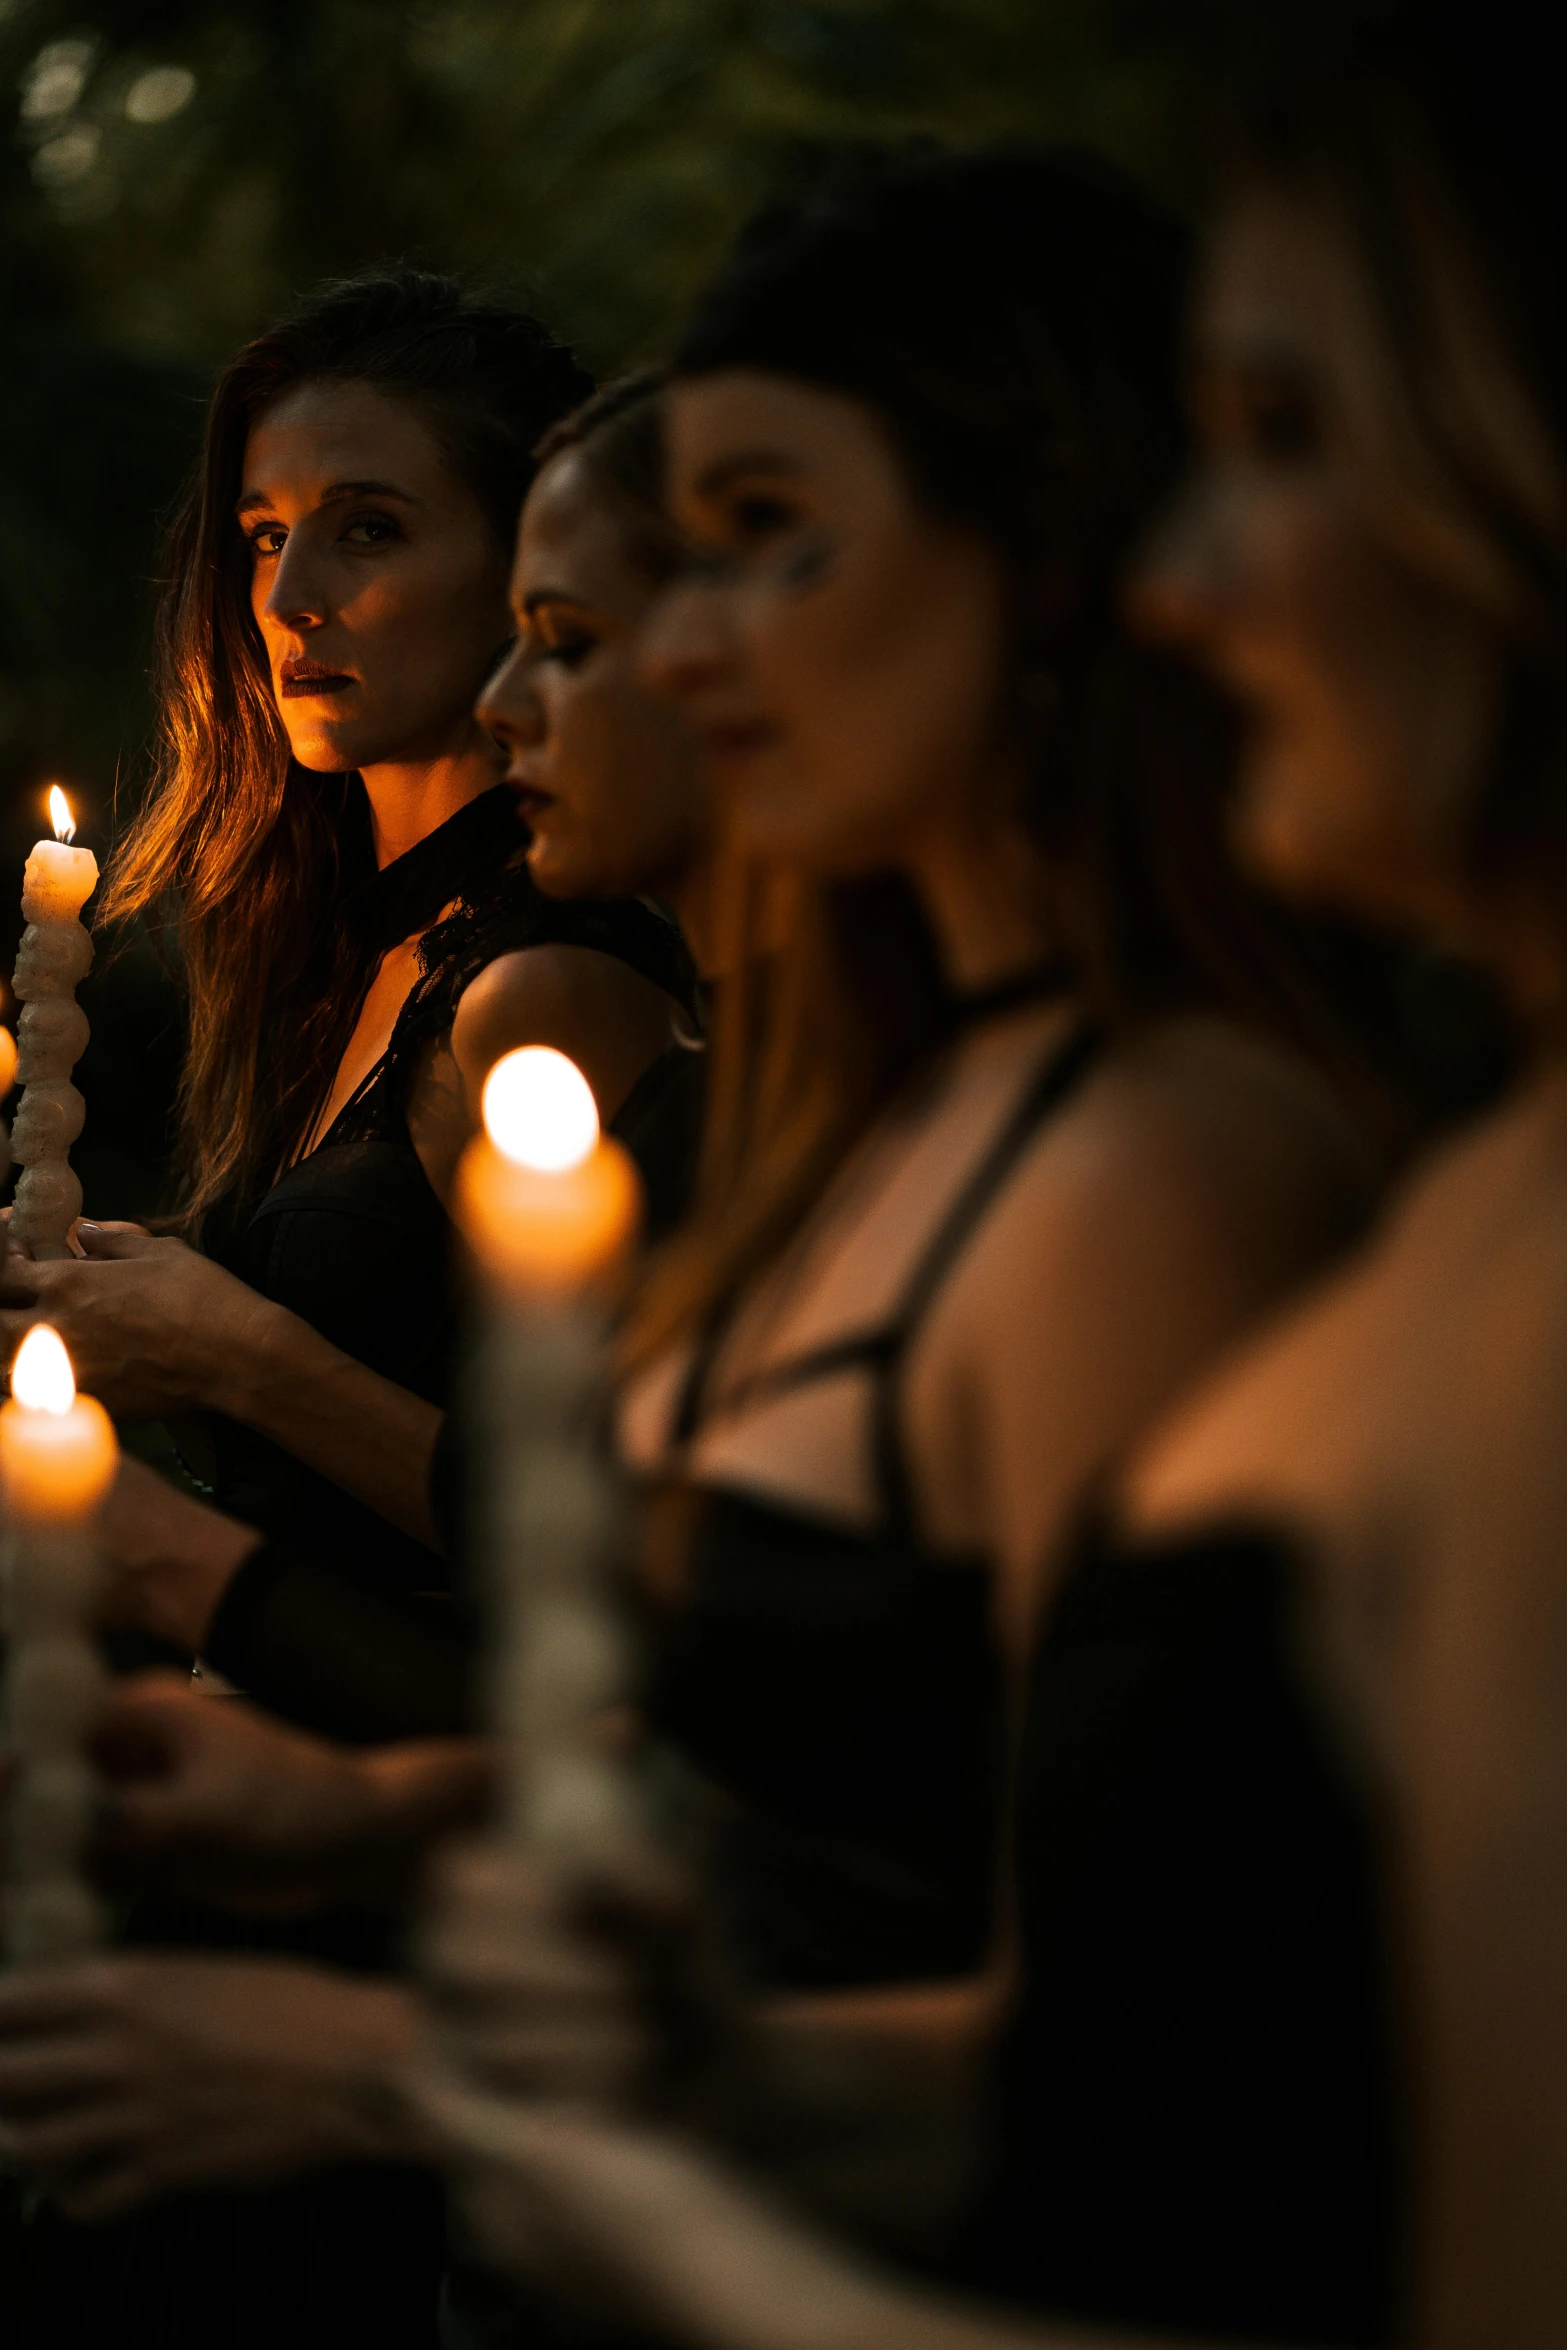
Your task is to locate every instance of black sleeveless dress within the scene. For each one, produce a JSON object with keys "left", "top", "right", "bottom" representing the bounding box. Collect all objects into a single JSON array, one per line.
[
  {"left": 0, "top": 789, "right": 699, "bottom": 2350},
  {"left": 192, "top": 785, "right": 698, "bottom": 1741},
  {"left": 964, "top": 1515, "right": 1400, "bottom": 2344}
]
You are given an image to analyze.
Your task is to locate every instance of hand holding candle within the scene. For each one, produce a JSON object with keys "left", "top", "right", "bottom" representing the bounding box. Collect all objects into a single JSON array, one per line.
[
  {"left": 9, "top": 787, "right": 96, "bottom": 1261},
  {"left": 1, "top": 1322, "right": 118, "bottom": 1963}
]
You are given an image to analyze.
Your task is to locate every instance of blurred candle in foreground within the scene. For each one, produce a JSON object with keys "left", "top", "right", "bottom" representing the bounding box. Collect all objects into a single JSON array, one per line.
[
  {"left": 452, "top": 1048, "right": 641, "bottom": 1860},
  {"left": 1, "top": 1323, "right": 118, "bottom": 1963},
  {"left": 457, "top": 1046, "right": 639, "bottom": 1295},
  {"left": 9, "top": 786, "right": 97, "bottom": 1260}
]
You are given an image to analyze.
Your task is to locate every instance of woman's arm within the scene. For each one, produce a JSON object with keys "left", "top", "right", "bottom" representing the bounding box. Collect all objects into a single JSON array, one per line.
[
  {"left": 421, "top": 2086, "right": 1250, "bottom": 2350},
  {"left": 0, "top": 1233, "right": 444, "bottom": 1545},
  {"left": 0, "top": 941, "right": 685, "bottom": 1541}
]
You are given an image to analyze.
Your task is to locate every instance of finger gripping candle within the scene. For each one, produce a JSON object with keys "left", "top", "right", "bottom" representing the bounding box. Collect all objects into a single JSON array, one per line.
[
  {"left": 0, "top": 1323, "right": 118, "bottom": 1963},
  {"left": 9, "top": 789, "right": 97, "bottom": 1260}
]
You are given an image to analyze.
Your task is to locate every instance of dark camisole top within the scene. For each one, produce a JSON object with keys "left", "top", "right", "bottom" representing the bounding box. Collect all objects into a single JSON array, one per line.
[
  {"left": 965, "top": 1512, "right": 1400, "bottom": 2345},
  {"left": 644, "top": 1006, "right": 1105, "bottom": 1992},
  {"left": 197, "top": 783, "right": 699, "bottom": 1735}
]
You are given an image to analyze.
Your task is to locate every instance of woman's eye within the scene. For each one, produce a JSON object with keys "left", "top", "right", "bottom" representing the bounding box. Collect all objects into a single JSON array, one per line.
[
  {"left": 730, "top": 490, "right": 799, "bottom": 540},
  {"left": 342, "top": 511, "right": 403, "bottom": 547},
  {"left": 543, "top": 633, "right": 596, "bottom": 669},
  {"left": 247, "top": 526, "right": 287, "bottom": 559}
]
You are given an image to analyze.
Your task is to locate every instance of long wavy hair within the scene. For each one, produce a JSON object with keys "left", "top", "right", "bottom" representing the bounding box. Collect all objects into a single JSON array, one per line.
[
  {"left": 98, "top": 268, "right": 592, "bottom": 1234},
  {"left": 629, "top": 142, "right": 1378, "bottom": 1369}
]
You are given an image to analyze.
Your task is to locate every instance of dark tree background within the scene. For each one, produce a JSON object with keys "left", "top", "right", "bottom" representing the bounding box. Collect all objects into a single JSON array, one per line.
[{"left": 0, "top": 0, "right": 1409, "bottom": 1217}]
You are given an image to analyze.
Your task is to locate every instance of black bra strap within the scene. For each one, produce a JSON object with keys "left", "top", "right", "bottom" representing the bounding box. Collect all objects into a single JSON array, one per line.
[
  {"left": 871, "top": 1018, "right": 1105, "bottom": 1545},
  {"left": 672, "top": 1021, "right": 1106, "bottom": 1511}
]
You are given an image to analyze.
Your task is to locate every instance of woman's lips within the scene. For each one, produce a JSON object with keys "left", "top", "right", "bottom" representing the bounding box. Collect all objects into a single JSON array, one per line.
[
  {"left": 280, "top": 659, "right": 354, "bottom": 699},
  {"left": 508, "top": 781, "right": 555, "bottom": 825}
]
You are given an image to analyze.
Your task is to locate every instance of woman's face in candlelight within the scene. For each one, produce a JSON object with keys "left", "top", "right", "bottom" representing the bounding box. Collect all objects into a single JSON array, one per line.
[
  {"left": 643, "top": 371, "right": 1008, "bottom": 875},
  {"left": 240, "top": 379, "right": 511, "bottom": 777},
  {"left": 477, "top": 450, "right": 706, "bottom": 901},
  {"left": 1130, "top": 190, "right": 1506, "bottom": 934}
]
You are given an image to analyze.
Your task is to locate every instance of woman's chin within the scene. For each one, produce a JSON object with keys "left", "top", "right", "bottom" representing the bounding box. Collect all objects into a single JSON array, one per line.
[
  {"left": 525, "top": 834, "right": 601, "bottom": 902},
  {"left": 281, "top": 726, "right": 369, "bottom": 776}
]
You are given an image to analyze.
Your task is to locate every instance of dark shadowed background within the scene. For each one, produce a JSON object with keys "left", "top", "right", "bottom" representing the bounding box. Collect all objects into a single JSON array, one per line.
[{"left": 0, "top": 0, "right": 1476, "bottom": 1221}]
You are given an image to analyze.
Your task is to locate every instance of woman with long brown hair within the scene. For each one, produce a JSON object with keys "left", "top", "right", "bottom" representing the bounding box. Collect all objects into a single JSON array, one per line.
[{"left": 0, "top": 270, "right": 695, "bottom": 1630}]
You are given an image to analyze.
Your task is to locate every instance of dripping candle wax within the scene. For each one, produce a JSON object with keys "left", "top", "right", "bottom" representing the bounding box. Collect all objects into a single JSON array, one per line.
[
  {"left": 453, "top": 1047, "right": 641, "bottom": 1858},
  {"left": 9, "top": 787, "right": 96, "bottom": 1260},
  {"left": 1, "top": 1324, "right": 118, "bottom": 1963}
]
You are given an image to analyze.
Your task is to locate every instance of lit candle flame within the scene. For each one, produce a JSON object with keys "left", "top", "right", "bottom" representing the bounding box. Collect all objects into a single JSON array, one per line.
[
  {"left": 482, "top": 1047, "right": 599, "bottom": 1174},
  {"left": 11, "top": 1324, "right": 77, "bottom": 1416},
  {"left": 48, "top": 786, "right": 76, "bottom": 845}
]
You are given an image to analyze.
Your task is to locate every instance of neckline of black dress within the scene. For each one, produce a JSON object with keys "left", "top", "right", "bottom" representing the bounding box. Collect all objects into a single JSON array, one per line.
[
  {"left": 343, "top": 783, "right": 525, "bottom": 954},
  {"left": 940, "top": 955, "right": 1081, "bottom": 1032}
]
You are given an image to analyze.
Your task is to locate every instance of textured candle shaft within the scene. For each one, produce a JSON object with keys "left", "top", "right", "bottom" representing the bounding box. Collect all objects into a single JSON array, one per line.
[
  {"left": 2, "top": 1521, "right": 108, "bottom": 1964},
  {"left": 9, "top": 840, "right": 95, "bottom": 1256},
  {"left": 467, "top": 1303, "right": 637, "bottom": 1859}
]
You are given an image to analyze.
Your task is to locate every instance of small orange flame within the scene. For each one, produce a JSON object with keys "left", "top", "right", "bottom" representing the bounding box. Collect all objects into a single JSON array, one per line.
[{"left": 48, "top": 785, "right": 76, "bottom": 844}]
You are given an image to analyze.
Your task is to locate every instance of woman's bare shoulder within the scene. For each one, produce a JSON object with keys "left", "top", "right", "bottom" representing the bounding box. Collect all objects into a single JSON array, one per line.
[
  {"left": 1121, "top": 1071, "right": 1567, "bottom": 1545},
  {"left": 451, "top": 942, "right": 684, "bottom": 1126},
  {"left": 985, "top": 1011, "right": 1375, "bottom": 1281}
]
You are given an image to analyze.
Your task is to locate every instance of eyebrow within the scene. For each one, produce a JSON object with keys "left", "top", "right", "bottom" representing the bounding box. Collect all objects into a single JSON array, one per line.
[
  {"left": 234, "top": 477, "right": 423, "bottom": 517},
  {"left": 691, "top": 448, "right": 804, "bottom": 497}
]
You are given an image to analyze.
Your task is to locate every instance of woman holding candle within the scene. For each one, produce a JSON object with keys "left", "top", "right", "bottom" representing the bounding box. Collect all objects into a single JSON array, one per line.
[
  {"left": 46, "top": 368, "right": 721, "bottom": 1742},
  {"left": 0, "top": 269, "right": 696, "bottom": 1615}
]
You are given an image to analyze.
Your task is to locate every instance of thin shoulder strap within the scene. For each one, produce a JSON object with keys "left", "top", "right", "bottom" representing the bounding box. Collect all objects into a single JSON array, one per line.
[
  {"left": 871, "top": 1018, "right": 1106, "bottom": 1545},
  {"left": 669, "top": 1020, "right": 1104, "bottom": 1481}
]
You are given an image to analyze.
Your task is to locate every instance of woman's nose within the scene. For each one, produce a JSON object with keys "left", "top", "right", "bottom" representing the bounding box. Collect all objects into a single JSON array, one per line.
[
  {"left": 1125, "top": 476, "right": 1232, "bottom": 651},
  {"left": 475, "top": 641, "right": 544, "bottom": 748},
  {"left": 263, "top": 534, "right": 329, "bottom": 633},
  {"left": 638, "top": 576, "right": 735, "bottom": 703}
]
